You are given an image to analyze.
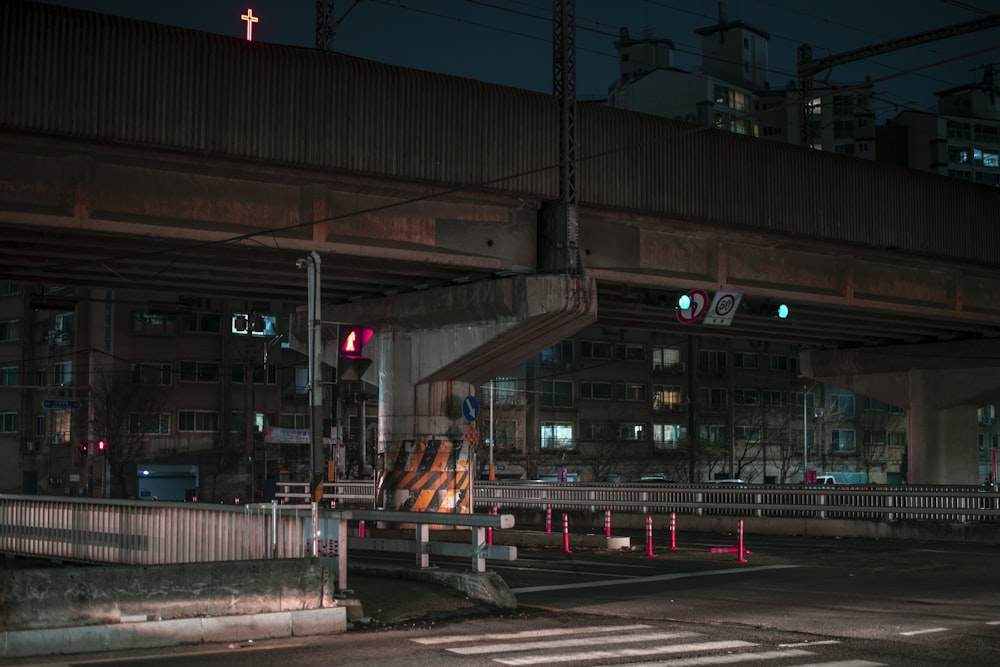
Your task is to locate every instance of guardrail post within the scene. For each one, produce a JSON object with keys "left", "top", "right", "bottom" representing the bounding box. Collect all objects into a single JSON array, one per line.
[
  {"left": 645, "top": 515, "right": 656, "bottom": 558},
  {"left": 416, "top": 523, "right": 430, "bottom": 569}
]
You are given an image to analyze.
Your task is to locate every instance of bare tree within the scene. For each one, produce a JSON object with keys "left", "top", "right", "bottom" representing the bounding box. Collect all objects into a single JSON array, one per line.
[{"left": 90, "top": 364, "right": 170, "bottom": 498}]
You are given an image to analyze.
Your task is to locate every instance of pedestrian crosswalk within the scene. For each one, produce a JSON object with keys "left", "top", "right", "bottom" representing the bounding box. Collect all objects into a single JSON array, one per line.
[{"left": 410, "top": 623, "right": 887, "bottom": 666}]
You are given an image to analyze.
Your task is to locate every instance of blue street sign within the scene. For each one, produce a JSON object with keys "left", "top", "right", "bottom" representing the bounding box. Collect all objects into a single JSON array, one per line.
[
  {"left": 462, "top": 395, "right": 480, "bottom": 422},
  {"left": 43, "top": 399, "right": 81, "bottom": 410}
]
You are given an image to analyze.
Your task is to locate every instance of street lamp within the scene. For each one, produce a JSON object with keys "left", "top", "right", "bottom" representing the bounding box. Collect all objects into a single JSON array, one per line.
[
  {"left": 297, "top": 251, "right": 324, "bottom": 501},
  {"left": 802, "top": 382, "right": 816, "bottom": 482}
]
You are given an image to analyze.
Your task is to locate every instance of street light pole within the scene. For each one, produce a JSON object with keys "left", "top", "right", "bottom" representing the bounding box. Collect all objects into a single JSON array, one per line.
[{"left": 301, "top": 251, "right": 324, "bottom": 501}]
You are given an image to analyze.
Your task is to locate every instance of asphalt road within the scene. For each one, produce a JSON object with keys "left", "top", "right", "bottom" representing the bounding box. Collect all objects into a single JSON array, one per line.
[{"left": 4, "top": 533, "right": 998, "bottom": 666}]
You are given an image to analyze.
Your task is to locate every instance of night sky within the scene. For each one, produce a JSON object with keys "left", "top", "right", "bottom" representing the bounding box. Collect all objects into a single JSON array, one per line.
[{"left": 41, "top": 0, "right": 1000, "bottom": 122}]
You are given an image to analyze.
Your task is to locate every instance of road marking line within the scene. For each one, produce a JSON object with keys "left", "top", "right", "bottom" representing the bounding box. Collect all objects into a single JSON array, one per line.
[
  {"left": 492, "top": 639, "right": 758, "bottom": 665},
  {"left": 900, "top": 627, "right": 949, "bottom": 636},
  {"left": 411, "top": 623, "right": 652, "bottom": 645},
  {"left": 779, "top": 639, "right": 842, "bottom": 647},
  {"left": 593, "top": 649, "right": 825, "bottom": 666},
  {"left": 509, "top": 563, "right": 798, "bottom": 594},
  {"left": 447, "top": 631, "right": 701, "bottom": 655}
]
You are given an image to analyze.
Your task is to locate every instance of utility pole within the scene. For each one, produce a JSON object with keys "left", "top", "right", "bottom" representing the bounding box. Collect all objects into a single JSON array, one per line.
[
  {"left": 550, "top": 0, "right": 579, "bottom": 275},
  {"left": 316, "top": 0, "right": 362, "bottom": 52}
]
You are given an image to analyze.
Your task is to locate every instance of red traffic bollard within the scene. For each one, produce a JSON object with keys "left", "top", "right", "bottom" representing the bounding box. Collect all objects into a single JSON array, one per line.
[{"left": 645, "top": 515, "right": 657, "bottom": 558}]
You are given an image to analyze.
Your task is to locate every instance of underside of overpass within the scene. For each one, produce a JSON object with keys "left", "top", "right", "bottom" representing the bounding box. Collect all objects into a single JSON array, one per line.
[{"left": 5, "top": 2, "right": 1000, "bottom": 489}]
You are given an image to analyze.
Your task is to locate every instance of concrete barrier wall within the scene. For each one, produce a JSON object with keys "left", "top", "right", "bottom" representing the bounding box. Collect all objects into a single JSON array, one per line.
[{"left": 0, "top": 558, "right": 336, "bottom": 632}]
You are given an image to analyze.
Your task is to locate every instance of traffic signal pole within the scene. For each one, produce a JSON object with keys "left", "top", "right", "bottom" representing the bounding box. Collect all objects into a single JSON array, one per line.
[{"left": 305, "top": 251, "right": 325, "bottom": 502}]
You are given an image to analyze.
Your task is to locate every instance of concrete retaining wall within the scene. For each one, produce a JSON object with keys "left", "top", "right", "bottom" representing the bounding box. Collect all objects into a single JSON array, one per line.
[{"left": 0, "top": 558, "right": 337, "bottom": 632}]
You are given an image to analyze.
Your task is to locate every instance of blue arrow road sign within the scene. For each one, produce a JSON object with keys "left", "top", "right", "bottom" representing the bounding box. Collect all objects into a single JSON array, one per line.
[
  {"left": 43, "top": 399, "right": 81, "bottom": 410},
  {"left": 462, "top": 395, "right": 480, "bottom": 422}
]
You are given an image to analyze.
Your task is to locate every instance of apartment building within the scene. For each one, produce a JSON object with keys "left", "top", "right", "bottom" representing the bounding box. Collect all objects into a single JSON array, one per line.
[
  {"left": 0, "top": 284, "right": 375, "bottom": 501},
  {"left": 879, "top": 65, "right": 1000, "bottom": 187}
]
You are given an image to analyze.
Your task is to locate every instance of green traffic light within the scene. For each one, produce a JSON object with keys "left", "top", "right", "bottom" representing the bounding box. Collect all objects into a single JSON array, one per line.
[
  {"left": 678, "top": 294, "right": 692, "bottom": 310},
  {"left": 777, "top": 304, "right": 789, "bottom": 319}
]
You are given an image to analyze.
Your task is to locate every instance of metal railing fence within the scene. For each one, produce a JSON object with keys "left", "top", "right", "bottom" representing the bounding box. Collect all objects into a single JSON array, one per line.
[{"left": 291, "top": 480, "right": 1000, "bottom": 523}]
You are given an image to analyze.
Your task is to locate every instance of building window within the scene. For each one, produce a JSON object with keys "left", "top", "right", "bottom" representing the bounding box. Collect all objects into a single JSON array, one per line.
[
  {"left": 698, "top": 424, "right": 728, "bottom": 446},
  {"left": 482, "top": 377, "right": 518, "bottom": 403},
  {"left": 35, "top": 414, "right": 45, "bottom": 437},
  {"left": 831, "top": 393, "right": 856, "bottom": 418},
  {"left": 491, "top": 419, "right": 518, "bottom": 449},
  {"left": 129, "top": 413, "right": 170, "bottom": 435},
  {"left": 615, "top": 383, "right": 647, "bottom": 401},
  {"left": 180, "top": 361, "right": 221, "bottom": 383},
  {"left": 0, "top": 283, "right": 21, "bottom": 295},
  {"left": 735, "top": 425, "right": 760, "bottom": 443},
  {"left": 580, "top": 341, "right": 612, "bottom": 359},
  {"left": 540, "top": 422, "right": 574, "bottom": 449},
  {"left": 761, "top": 390, "right": 785, "bottom": 406},
  {"left": 0, "top": 320, "right": 21, "bottom": 342},
  {"left": 130, "top": 363, "right": 171, "bottom": 386},
  {"left": 652, "top": 346, "right": 681, "bottom": 370},
  {"left": 733, "top": 352, "right": 758, "bottom": 369},
  {"left": 581, "top": 381, "right": 612, "bottom": 400},
  {"left": 52, "top": 410, "right": 71, "bottom": 442},
  {"left": 653, "top": 385, "right": 682, "bottom": 410},
  {"left": 863, "top": 429, "right": 886, "bottom": 445},
  {"left": 615, "top": 342, "right": 645, "bottom": 361},
  {"left": 541, "top": 380, "right": 574, "bottom": 408},
  {"left": 0, "top": 413, "right": 16, "bottom": 433},
  {"left": 700, "top": 387, "right": 727, "bottom": 410},
  {"left": 178, "top": 411, "right": 219, "bottom": 432},
  {"left": 132, "top": 311, "right": 178, "bottom": 335},
  {"left": 618, "top": 423, "right": 646, "bottom": 441},
  {"left": 734, "top": 388, "right": 760, "bottom": 405},
  {"left": 698, "top": 350, "right": 727, "bottom": 374},
  {"left": 0, "top": 366, "right": 18, "bottom": 386},
  {"left": 232, "top": 364, "right": 277, "bottom": 385},
  {"left": 584, "top": 421, "right": 612, "bottom": 440},
  {"left": 761, "top": 354, "right": 787, "bottom": 371},
  {"left": 280, "top": 413, "right": 309, "bottom": 429},
  {"left": 53, "top": 361, "right": 72, "bottom": 386},
  {"left": 653, "top": 423, "right": 684, "bottom": 450},
  {"left": 831, "top": 429, "right": 856, "bottom": 453},
  {"left": 187, "top": 312, "right": 222, "bottom": 333},
  {"left": 539, "top": 340, "right": 573, "bottom": 367}
]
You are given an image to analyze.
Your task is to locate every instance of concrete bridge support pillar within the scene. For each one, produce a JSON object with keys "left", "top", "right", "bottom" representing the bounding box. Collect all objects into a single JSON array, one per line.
[
  {"left": 907, "top": 370, "right": 980, "bottom": 485},
  {"left": 315, "top": 274, "right": 597, "bottom": 512},
  {"left": 375, "top": 327, "right": 476, "bottom": 512},
  {"left": 802, "top": 339, "right": 1000, "bottom": 486}
]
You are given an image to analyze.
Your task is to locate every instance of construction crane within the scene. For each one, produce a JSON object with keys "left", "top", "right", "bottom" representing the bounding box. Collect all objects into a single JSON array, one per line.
[{"left": 797, "top": 14, "right": 1000, "bottom": 147}]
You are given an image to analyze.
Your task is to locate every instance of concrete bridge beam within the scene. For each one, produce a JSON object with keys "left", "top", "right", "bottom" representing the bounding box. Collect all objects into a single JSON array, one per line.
[
  {"left": 802, "top": 339, "right": 1000, "bottom": 484},
  {"left": 316, "top": 274, "right": 596, "bottom": 508}
]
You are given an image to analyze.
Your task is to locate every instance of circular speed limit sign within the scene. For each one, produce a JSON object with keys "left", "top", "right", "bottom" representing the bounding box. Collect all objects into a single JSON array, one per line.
[{"left": 713, "top": 293, "right": 737, "bottom": 317}]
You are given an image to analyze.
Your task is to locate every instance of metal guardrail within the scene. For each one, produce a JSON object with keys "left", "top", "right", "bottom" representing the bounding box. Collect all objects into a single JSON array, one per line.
[
  {"left": 290, "top": 480, "right": 1000, "bottom": 523},
  {"left": 0, "top": 494, "right": 515, "bottom": 587}
]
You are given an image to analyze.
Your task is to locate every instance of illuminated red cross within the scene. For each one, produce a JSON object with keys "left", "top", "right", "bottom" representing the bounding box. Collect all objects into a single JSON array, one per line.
[{"left": 241, "top": 9, "right": 259, "bottom": 41}]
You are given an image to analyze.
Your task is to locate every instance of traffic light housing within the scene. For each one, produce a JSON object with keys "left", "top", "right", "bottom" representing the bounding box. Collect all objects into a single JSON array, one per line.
[
  {"left": 338, "top": 326, "right": 373, "bottom": 381},
  {"left": 750, "top": 301, "right": 790, "bottom": 319},
  {"left": 77, "top": 441, "right": 89, "bottom": 456},
  {"left": 96, "top": 439, "right": 106, "bottom": 454}
]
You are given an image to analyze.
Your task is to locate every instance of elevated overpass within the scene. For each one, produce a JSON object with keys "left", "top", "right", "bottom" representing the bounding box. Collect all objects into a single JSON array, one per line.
[{"left": 3, "top": 1, "right": 1000, "bottom": 484}]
